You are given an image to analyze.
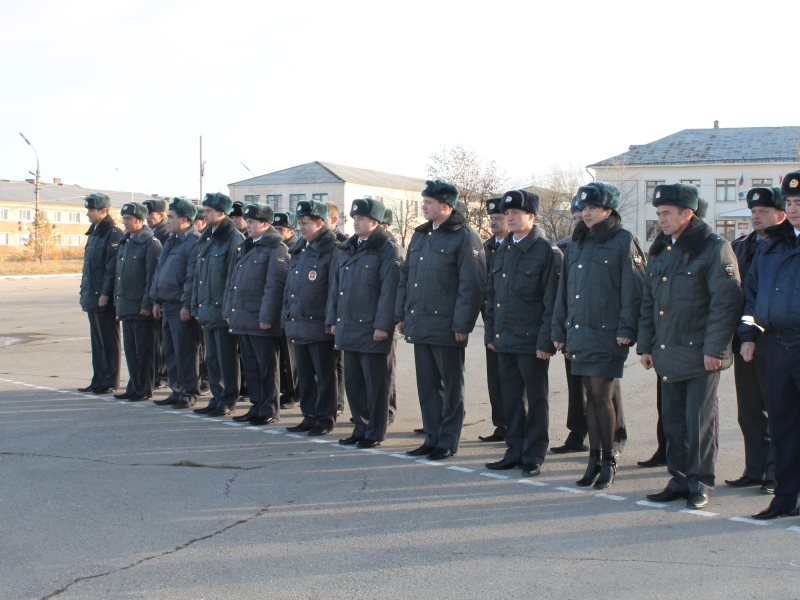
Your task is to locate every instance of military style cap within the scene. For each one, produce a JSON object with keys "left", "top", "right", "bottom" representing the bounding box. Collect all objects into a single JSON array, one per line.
[
  {"left": 120, "top": 201, "right": 148, "bottom": 220},
  {"left": 229, "top": 201, "right": 244, "bottom": 217},
  {"left": 143, "top": 199, "right": 167, "bottom": 213},
  {"left": 570, "top": 195, "right": 581, "bottom": 213},
  {"left": 84, "top": 192, "right": 111, "bottom": 210},
  {"left": 695, "top": 196, "right": 708, "bottom": 219},
  {"left": 651, "top": 183, "right": 698, "bottom": 211},
  {"left": 295, "top": 199, "right": 328, "bottom": 221},
  {"left": 781, "top": 171, "right": 800, "bottom": 198},
  {"left": 454, "top": 199, "right": 467, "bottom": 216},
  {"left": 350, "top": 198, "right": 386, "bottom": 223},
  {"left": 747, "top": 187, "right": 785, "bottom": 211},
  {"left": 381, "top": 207, "right": 394, "bottom": 226},
  {"left": 577, "top": 182, "right": 621, "bottom": 210},
  {"left": 422, "top": 179, "right": 459, "bottom": 207},
  {"left": 272, "top": 212, "right": 297, "bottom": 228},
  {"left": 243, "top": 203, "right": 274, "bottom": 222},
  {"left": 169, "top": 196, "right": 198, "bottom": 220},
  {"left": 485, "top": 197, "right": 503, "bottom": 215},
  {"left": 501, "top": 189, "right": 539, "bottom": 215},
  {"left": 202, "top": 192, "right": 233, "bottom": 214}
]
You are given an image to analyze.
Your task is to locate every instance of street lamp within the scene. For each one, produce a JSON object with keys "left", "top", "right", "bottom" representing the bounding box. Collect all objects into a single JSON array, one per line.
[{"left": 19, "top": 132, "right": 42, "bottom": 262}]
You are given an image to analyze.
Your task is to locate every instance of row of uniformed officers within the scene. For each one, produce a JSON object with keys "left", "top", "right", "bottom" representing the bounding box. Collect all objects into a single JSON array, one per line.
[{"left": 78, "top": 173, "right": 800, "bottom": 520}]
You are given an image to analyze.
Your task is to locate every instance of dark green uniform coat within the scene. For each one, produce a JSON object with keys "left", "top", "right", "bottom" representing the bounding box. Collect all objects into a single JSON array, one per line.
[
  {"left": 80, "top": 215, "right": 124, "bottom": 312},
  {"left": 114, "top": 225, "right": 161, "bottom": 320},
  {"left": 149, "top": 225, "right": 199, "bottom": 311}
]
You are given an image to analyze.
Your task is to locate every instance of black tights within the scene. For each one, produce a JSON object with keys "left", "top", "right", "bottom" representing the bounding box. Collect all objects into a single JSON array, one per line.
[{"left": 582, "top": 376, "right": 616, "bottom": 454}]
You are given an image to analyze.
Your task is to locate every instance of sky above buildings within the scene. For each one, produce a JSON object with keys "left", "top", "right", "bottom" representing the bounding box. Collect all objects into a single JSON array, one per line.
[{"left": 2, "top": 0, "right": 796, "bottom": 199}]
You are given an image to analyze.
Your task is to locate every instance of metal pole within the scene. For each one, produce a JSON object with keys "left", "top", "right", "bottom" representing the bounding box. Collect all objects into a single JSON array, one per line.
[
  {"left": 199, "top": 135, "right": 203, "bottom": 203},
  {"left": 19, "top": 132, "right": 42, "bottom": 262}
]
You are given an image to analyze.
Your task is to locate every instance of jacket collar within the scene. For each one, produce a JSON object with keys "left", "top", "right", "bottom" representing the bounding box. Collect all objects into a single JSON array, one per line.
[
  {"left": 572, "top": 211, "right": 622, "bottom": 244},
  {"left": 502, "top": 225, "right": 542, "bottom": 252},
  {"left": 199, "top": 216, "right": 236, "bottom": 243},
  {"left": 649, "top": 216, "right": 711, "bottom": 258},
  {"left": 170, "top": 224, "right": 198, "bottom": 242},
  {"left": 415, "top": 209, "right": 468, "bottom": 234},
  {"left": 121, "top": 224, "right": 155, "bottom": 244},
  {"left": 339, "top": 226, "right": 390, "bottom": 253},
  {"left": 86, "top": 214, "right": 115, "bottom": 236},
  {"left": 289, "top": 226, "right": 337, "bottom": 255},
  {"left": 243, "top": 226, "right": 282, "bottom": 252},
  {"left": 762, "top": 219, "right": 797, "bottom": 249}
]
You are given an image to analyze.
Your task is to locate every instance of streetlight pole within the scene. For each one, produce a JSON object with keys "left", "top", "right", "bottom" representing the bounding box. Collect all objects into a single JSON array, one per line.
[{"left": 19, "top": 132, "right": 42, "bottom": 262}]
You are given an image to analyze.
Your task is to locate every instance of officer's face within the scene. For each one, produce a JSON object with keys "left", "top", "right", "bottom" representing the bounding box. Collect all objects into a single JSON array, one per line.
[
  {"left": 581, "top": 206, "right": 611, "bottom": 227},
  {"left": 353, "top": 214, "right": 378, "bottom": 238},
  {"left": 505, "top": 208, "right": 535, "bottom": 234},
  {"left": 86, "top": 208, "right": 106, "bottom": 224},
  {"left": 231, "top": 215, "right": 246, "bottom": 231},
  {"left": 298, "top": 216, "right": 324, "bottom": 241},
  {"left": 785, "top": 196, "right": 800, "bottom": 229},
  {"left": 194, "top": 218, "right": 206, "bottom": 232},
  {"left": 422, "top": 196, "right": 450, "bottom": 223},
  {"left": 204, "top": 207, "right": 225, "bottom": 227},
  {"left": 123, "top": 215, "right": 144, "bottom": 234},
  {"left": 246, "top": 218, "right": 269, "bottom": 238},
  {"left": 656, "top": 205, "right": 693, "bottom": 238},
  {"left": 571, "top": 211, "right": 584, "bottom": 226},
  {"left": 326, "top": 213, "right": 339, "bottom": 230},
  {"left": 489, "top": 213, "right": 508, "bottom": 237},
  {"left": 750, "top": 206, "right": 784, "bottom": 233},
  {"left": 166, "top": 210, "right": 189, "bottom": 233},
  {"left": 275, "top": 226, "right": 293, "bottom": 241},
  {"left": 146, "top": 212, "right": 163, "bottom": 228}
]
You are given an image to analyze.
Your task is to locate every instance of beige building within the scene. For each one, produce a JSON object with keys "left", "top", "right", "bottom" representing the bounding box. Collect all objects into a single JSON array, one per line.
[{"left": 588, "top": 125, "right": 800, "bottom": 248}]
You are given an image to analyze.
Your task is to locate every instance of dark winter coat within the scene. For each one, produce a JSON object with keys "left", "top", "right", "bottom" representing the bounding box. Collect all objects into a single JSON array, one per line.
[
  {"left": 149, "top": 225, "right": 200, "bottom": 310},
  {"left": 114, "top": 225, "right": 162, "bottom": 320},
  {"left": 191, "top": 218, "right": 244, "bottom": 329},
  {"left": 80, "top": 215, "right": 124, "bottom": 312}
]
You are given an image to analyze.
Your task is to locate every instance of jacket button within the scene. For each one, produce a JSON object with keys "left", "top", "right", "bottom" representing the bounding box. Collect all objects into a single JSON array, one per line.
[
  {"left": 337, "top": 318, "right": 341, "bottom": 322},
  {"left": 340, "top": 292, "right": 343, "bottom": 295},
  {"left": 233, "top": 286, "right": 237, "bottom": 289},
  {"left": 414, "top": 283, "right": 418, "bottom": 287},
  {"left": 410, "top": 309, "right": 414, "bottom": 314},
  {"left": 495, "top": 333, "right": 500, "bottom": 338},
  {"left": 659, "top": 310, "right": 665, "bottom": 316},
  {"left": 420, "top": 257, "right": 423, "bottom": 261},
  {"left": 574, "top": 324, "right": 580, "bottom": 329},
  {"left": 661, "top": 276, "right": 667, "bottom": 282},
  {"left": 231, "top": 308, "right": 235, "bottom": 312},
  {"left": 291, "top": 294, "right": 295, "bottom": 298},
  {"left": 660, "top": 344, "right": 666, "bottom": 349},
  {"left": 496, "top": 303, "right": 500, "bottom": 308},
  {"left": 502, "top": 273, "right": 506, "bottom": 278},
  {"left": 667, "top": 246, "right": 672, "bottom": 252},
  {"left": 578, "top": 264, "right": 582, "bottom": 269},
  {"left": 359, "top": 319, "right": 363, "bottom": 322},
  {"left": 434, "top": 310, "right": 438, "bottom": 314},
  {"left": 575, "top": 294, "right": 580, "bottom": 299},
  {"left": 662, "top": 375, "right": 668, "bottom": 381},
  {"left": 572, "top": 354, "right": 576, "bottom": 359}
]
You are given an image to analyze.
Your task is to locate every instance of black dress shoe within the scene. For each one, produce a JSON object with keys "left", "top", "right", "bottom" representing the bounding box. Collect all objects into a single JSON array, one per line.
[
  {"left": 522, "top": 464, "right": 541, "bottom": 477},
  {"left": 207, "top": 406, "right": 231, "bottom": 417},
  {"left": 308, "top": 426, "right": 332, "bottom": 436},
  {"left": 751, "top": 505, "right": 799, "bottom": 520},
  {"left": 724, "top": 475, "right": 762, "bottom": 488},
  {"left": 478, "top": 433, "right": 506, "bottom": 442},
  {"left": 357, "top": 439, "right": 381, "bottom": 448},
  {"left": 92, "top": 386, "right": 116, "bottom": 395},
  {"left": 339, "top": 435, "right": 363, "bottom": 445},
  {"left": 113, "top": 392, "right": 131, "bottom": 400},
  {"left": 154, "top": 396, "right": 178, "bottom": 406},
  {"left": 172, "top": 399, "right": 195, "bottom": 409},
  {"left": 576, "top": 451, "right": 601, "bottom": 487},
  {"left": 250, "top": 416, "right": 277, "bottom": 426},
  {"left": 287, "top": 422, "right": 313, "bottom": 432},
  {"left": 637, "top": 453, "right": 666, "bottom": 468},
  {"left": 646, "top": 487, "right": 689, "bottom": 502},
  {"left": 406, "top": 444, "right": 435, "bottom": 456},
  {"left": 427, "top": 448, "right": 454, "bottom": 461},
  {"left": 761, "top": 480, "right": 777, "bottom": 494},
  {"left": 413, "top": 428, "right": 426, "bottom": 435},
  {"left": 78, "top": 385, "right": 96, "bottom": 392},
  {"left": 550, "top": 442, "right": 588, "bottom": 454},
  {"left": 233, "top": 408, "right": 257, "bottom": 422},
  {"left": 686, "top": 493, "right": 710, "bottom": 510},
  {"left": 193, "top": 405, "right": 216, "bottom": 415},
  {"left": 485, "top": 459, "right": 521, "bottom": 470},
  {"left": 127, "top": 395, "right": 149, "bottom": 402}
]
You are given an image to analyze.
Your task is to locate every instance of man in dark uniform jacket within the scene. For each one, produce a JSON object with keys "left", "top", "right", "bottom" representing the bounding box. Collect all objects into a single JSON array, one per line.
[
  {"left": 741, "top": 171, "right": 800, "bottom": 520},
  {"left": 326, "top": 201, "right": 348, "bottom": 416},
  {"left": 396, "top": 180, "right": 486, "bottom": 460},
  {"left": 229, "top": 201, "right": 248, "bottom": 236},
  {"left": 78, "top": 193, "right": 124, "bottom": 394},
  {"left": 640, "top": 184, "right": 742, "bottom": 510},
  {"left": 273, "top": 212, "right": 300, "bottom": 409},
  {"left": 478, "top": 197, "right": 509, "bottom": 443},
  {"left": 191, "top": 193, "right": 244, "bottom": 417},
  {"left": 150, "top": 198, "right": 201, "bottom": 409},
  {"left": 144, "top": 199, "right": 169, "bottom": 388},
  {"left": 113, "top": 202, "right": 162, "bottom": 401},
  {"left": 725, "top": 187, "right": 783, "bottom": 493},
  {"left": 380, "top": 208, "right": 400, "bottom": 425},
  {"left": 329, "top": 199, "right": 402, "bottom": 447},
  {"left": 283, "top": 200, "right": 339, "bottom": 436},
  {"left": 226, "top": 203, "right": 289, "bottom": 425},
  {"left": 484, "top": 190, "right": 562, "bottom": 476}
]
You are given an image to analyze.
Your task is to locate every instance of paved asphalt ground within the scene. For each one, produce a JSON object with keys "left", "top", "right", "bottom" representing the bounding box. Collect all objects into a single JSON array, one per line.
[{"left": 1, "top": 277, "right": 799, "bottom": 600}]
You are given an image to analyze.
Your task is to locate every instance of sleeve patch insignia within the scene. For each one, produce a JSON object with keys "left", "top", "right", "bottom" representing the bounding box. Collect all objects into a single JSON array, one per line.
[
  {"left": 277, "top": 256, "right": 286, "bottom": 267},
  {"left": 308, "top": 270, "right": 317, "bottom": 281},
  {"left": 724, "top": 264, "right": 736, "bottom": 278},
  {"left": 632, "top": 254, "right": 644, "bottom": 269}
]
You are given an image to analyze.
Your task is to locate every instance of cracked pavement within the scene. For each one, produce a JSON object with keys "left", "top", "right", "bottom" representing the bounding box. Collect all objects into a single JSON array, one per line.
[{"left": 1, "top": 278, "right": 799, "bottom": 599}]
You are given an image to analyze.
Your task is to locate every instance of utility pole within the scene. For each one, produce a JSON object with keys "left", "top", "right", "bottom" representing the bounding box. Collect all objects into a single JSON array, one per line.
[
  {"left": 19, "top": 132, "right": 42, "bottom": 262},
  {"left": 199, "top": 135, "right": 204, "bottom": 204}
]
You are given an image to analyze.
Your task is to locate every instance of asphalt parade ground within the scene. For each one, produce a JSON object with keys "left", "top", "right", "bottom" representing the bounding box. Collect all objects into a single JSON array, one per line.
[{"left": 1, "top": 277, "right": 799, "bottom": 599}]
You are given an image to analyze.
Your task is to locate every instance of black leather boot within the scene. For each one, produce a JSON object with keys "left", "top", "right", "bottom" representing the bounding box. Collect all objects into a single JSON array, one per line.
[
  {"left": 594, "top": 451, "right": 617, "bottom": 489},
  {"left": 576, "top": 450, "right": 601, "bottom": 487}
]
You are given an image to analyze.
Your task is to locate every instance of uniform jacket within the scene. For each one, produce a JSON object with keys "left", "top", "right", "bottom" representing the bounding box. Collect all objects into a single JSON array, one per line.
[
  {"left": 114, "top": 225, "right": 162, "bottom": 320},
  {"left": 282, "top": 227, "right": 338, "bottom": 345},
  {"left": 149, "top": 225, "right": 200, "bottom": 310},
  {"left": 80, "top": 215, "right": 124, "bottom": 312},
  {"left": 224, "top": 227, "right": 289, "bottom": 337},
  {"left": 740, "top": 220, "right": 800, "bottom": 348},
  {"left": 480, "top": 235, "right": 504, "bottom": 319},
  {"left": 191, "top": 218, "right": 244, "bottom": 329},
  {"left": 731, "top": 230, "right": 762, "bottom": 351},
  {"left": 485, "top": 228, "right": 562, "bottom": 354},
  {"left": 552, "top": 213, "right": 644, "bottom": 364},
  {"left": 637, "top": 216, "right": 743, "bottom": 382},
  {"left": 151, "top": 221, "right": 170, "bottom": 244},
  {"left": 326, "top": 227, "right": 402, "bottom": 354},
  {"left": 395, "top": 210, "right": 486, "bottom": 347}
]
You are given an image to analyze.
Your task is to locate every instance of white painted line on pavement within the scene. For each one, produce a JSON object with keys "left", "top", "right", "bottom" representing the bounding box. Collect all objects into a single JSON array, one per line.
[
  {"left": 636, "top": 500, "right": 668, "bottom": 508},
  {"left": 595, "top": 493, "right": 626, "bottom": 501},
  {"left": 246, "top": 426, "right": 262, "bottom": 431},
  {"left": 360, "top": 448, "right": 385, "bottom": 454},
  {"left": 481, "top": 472, "right": 510, "bottom": 480},
  {"left": 729, "top": 516, "right": 770, "bottom": 526},
  {"left": 311, "top": 438, "right": 332, "bottom": 443},
  {"left": 206, "top": 418, "right": 223, "bottom": 422},
  {"left": 223, "top": 422, "right": 243, "bottom": 426},
  {"left": 679, "top": 508, "right": 718, "bottom": 517},
  {"left": 517, "top": 479, "right": 547, "bottom": 486},
  {"left": 286, "top": 434, "right": 305, "bottom": 438},
  {"left": 556, "top": 486, "right": 587, "bottom": 494},
  {"left": 389, "top": 453, "right": 414, "bottom": 460},
  {"left": 416, "top": 459, "right": 445, "bottom": 466},
  {"left": 447, "top": 466, "right": 476, "bottom": 473},
  {"left": 264, "top": 430, "right": 282, "bottom": 435},
  {"left": 787, "top": 526, "right": 800, "bottom": 533}
]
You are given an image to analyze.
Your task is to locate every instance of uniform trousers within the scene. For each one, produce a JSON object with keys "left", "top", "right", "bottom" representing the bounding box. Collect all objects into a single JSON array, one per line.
[
  {"left": 764, "top": 335, "right": 800, "bottom": 512},
  {"left": 413, "top": 344, "right": 465, "bottom": 452},
  {"left": 240, "top": 335, "right": 279, "bottom": 418},
  {"left": 662, "top": 371, "right": 720, "bottom": 495},
  {"left": 278, "top": 333, "right": 298, "bottom": 404},
  {"left": 121, "top": 318, "right": 155, "bottom": 398},
  {"left": 497, "top": 352, "right": 549, "bottom": 466},
  {"left": 161, "top": 302, "right": 199, "bottom": 401},
  {"left": 485, "top": 347, "right": 506, "bottom": 434},
  {"left": 295, "top": 340, "right": 338, "bottom": 429},
  {"left": 152, "top": 316, "right": 167, "bottom": 387},
  {"left": 203, "top": 326, "right": 239, "bottom": 409},
  {"left": 86, "top": 309, "right": 120, "bottom": 389},
  {"left": 388, "top": 340, "right": 398, "bottom": 423},
  {"left": 344, "top": 350, "right": 391, "bottom": 442}
]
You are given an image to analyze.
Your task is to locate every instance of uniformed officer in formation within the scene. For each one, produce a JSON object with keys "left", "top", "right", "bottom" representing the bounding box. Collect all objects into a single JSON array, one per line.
[
  {"left": 328, "top": 198, "right": 402, "bottom": 447},
  {"left": 283, "top": 200, "right": 339, "bottom": 436},
  {"left": 325, "top": 201, "right": 348, "bottom": 417},
  {"left": 149, "top": 197, "right": 201, "bottom": 409},
  {"left": 397, "top": 180, "right": 486, "bottom": 461},
  {"left": 144, "top": 199, "right": 169, "bottom": 388},
  {"left": 113, "top": 201, "right": 162, "bottom": 401},
  {"left": 484, "top": 190, "right": 562, "bottom": 476},
  {"left": 640, "top": 183, "right": 743, "bottom": 509},
  {"left": 229, "top": 201, "right": 248, "bottom": 236},
  {"left": 272, "top": 212, "right": 300, "bottom": 409},
  {"left": 379, "top": 208, "right": 400, "bottom": 426},
  {"left": 226, "top": 203, "right": 290, "bottom": 425},
  {"left": 726, "top": 187, "right": 783, "bottom": 493},
  {"left": 741, "top": 171, "right": 800, "bottom": 520},
  {"left": 191, "top": 192, "right": 244, "bottom": 417},
  {"left": 78, "top": 192, "right": 123, "bottom": 394},
  {"left": 477, "top": 197, "right": 508, "bottom": 443}
]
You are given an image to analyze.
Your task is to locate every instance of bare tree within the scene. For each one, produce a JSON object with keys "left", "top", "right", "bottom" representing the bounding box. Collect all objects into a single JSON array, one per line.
[
  {"left": 387, "top": 192, "right": 423, "bottom": 248},
  {"left": 528, "top": 166, "right": 586, "bottom": 242},
  {"left": 426, "top": 145, "right": 507, "bottom": 239},
  {"left": 590, "top": 159, "right": 641, "bottom": 227}
]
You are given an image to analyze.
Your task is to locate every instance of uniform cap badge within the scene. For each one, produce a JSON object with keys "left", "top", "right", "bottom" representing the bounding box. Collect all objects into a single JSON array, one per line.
[
  {"left": 504, "top": 196, "right": 512, "bottom": 203},
  {"left": 752, "top": 193, "right": 760, "bottom": 200},
  {"left": 655, "top": 191, "right": 661, "bottom": 199},
  {"left": 580, "top": 192, "right": 587, "bottom": 200},
  {"left": 308, "top": 270, "right": 317, "bottom": 281},
  {"left": 790, "top": 178, "right": 799, "bottom": 189},
  {"left": 488, "top": 202, "right": 495, "bottom": 210}
]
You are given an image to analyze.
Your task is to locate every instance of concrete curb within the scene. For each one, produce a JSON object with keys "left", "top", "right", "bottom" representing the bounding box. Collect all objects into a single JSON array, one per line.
[{"left": 0, "top": 273, "right": 81, "bottom": 280}]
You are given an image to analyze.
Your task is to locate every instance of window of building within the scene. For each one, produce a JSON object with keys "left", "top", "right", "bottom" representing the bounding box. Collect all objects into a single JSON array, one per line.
[
  {"left": 680, "top": 179, "right": 701, "bottom": 189},
  {"left": 69, "top": 234, "right": 82, "bottom": 246},
  {"left": 312, "top": 193, "right": 328, "bottom": 203},
  {"left": 289, "top": 194, "right": 306, "bottom": 212},
  {"left": 19, "top": 209, "right": 33, "bottom": 222},
  {"left": 69, "top": 212, "right": 81, "bottom": 223},
  {"left": 646, "top": 220, "right": 661, "bottom": 242},
  {"left": 645, "top": 180, "right": 665, "bottom": 203},
  {"left": 265, "top": 194, "right": 281, "bottom": 208},
  {"left": 243, "top": 194, "right": 259, "bottom": 203},
  {"left": 0, "top": 233, "right": 9, "bottom": 245},
  {"left": 751, "top": 178, "right": 773, "bottom": 187},
  {"left": 716, "top": 219, "right": 737, "bottom": 242},
  {"left": 51, "top": 211, "right": 61, "bottom": 222},
  {"left": 0, "top": 208, "right": 8, "bottom": 220},
  {"left": 715, "top": 179, "right": 737, "bottom": 202},
  {"left": 19, "top": 233, "right": 30, "bottom": 245}
]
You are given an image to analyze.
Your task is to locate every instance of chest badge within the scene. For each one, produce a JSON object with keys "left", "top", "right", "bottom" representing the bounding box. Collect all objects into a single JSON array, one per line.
[
  {"left": 723, "top": 264, "right": 736, "bottom": 278},
  {"left": 308, "top": 270, "right": 317, "bottom": 281}
]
